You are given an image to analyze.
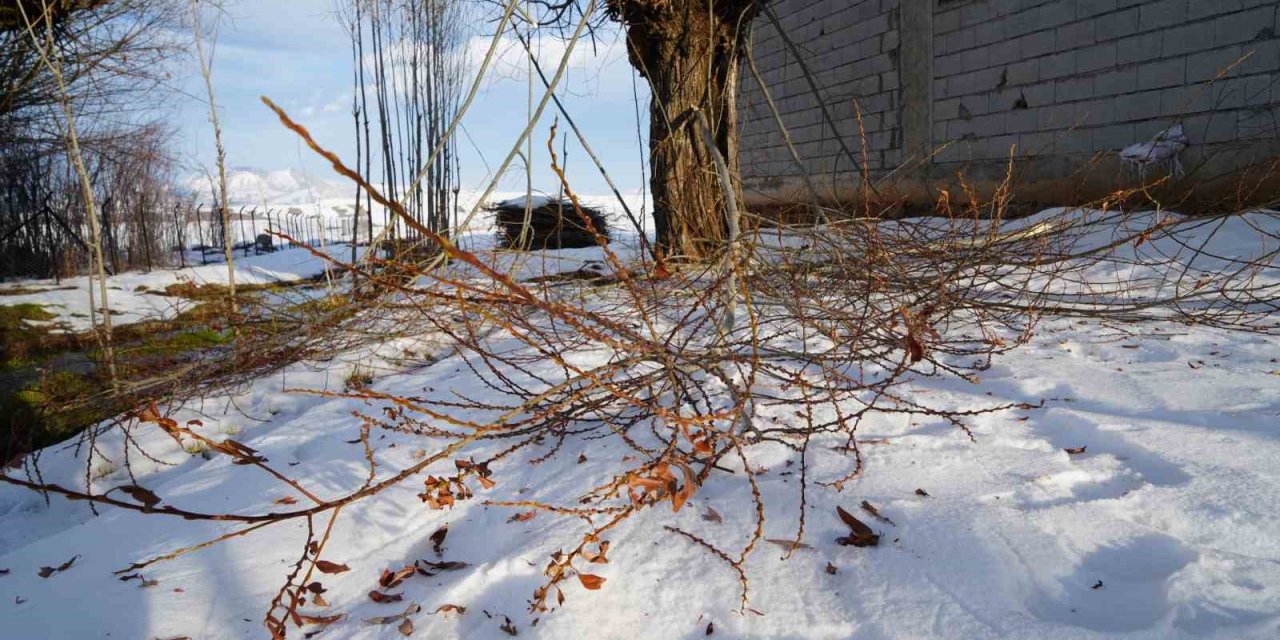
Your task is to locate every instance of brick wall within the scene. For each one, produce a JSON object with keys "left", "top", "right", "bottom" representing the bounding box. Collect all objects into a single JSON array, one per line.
[
  {"left": 738, "top": 0, "right": 1280, "bottom": 207},
  {"left": 738, "top": 0, "right": 901, "bottom": 195}
]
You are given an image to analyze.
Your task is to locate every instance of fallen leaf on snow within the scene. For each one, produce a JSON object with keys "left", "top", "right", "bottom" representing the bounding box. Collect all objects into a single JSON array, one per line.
[
  {"left": 364, "top": 603, "right": 422, "bottom": 625},
  {"left": 380, "top": 565, "right": 417, "bottom": 590},
  {"left": 860, "top": 500, "right": 896, "bottom": 526},
  {"left": 430, "top": 525, "right": 448, "bottom": 556},
  {"left": 835, "top": 506, "right": 880, "bottom": 547},
  {"left": 315, "top": 560, "right": 351, "bottom": 574},
  {"left": 298, "top": 613, "right": 344, "bottom": 626},
  {"left": 415, "top": 560, "right": 468, "bottom": 576},
  {"left": 1064, "top": 446, "right": 1087, "bottom": 455},
  {"left": 369, "top": 590, "right": 404, "bottom": 604},
  {"left": 500, "top": 616, "right": 519, "bottom": 635},
  {"left": 765, "top": 538, "right": 812, "bottom": 551},
  {"left": 37, "top": 554, "right": 79, "bottom": 578}
]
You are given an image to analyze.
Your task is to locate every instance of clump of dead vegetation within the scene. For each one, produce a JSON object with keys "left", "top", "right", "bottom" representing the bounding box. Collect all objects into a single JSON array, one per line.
[{"left": 488, "top": 196, "right": 612, "bottom": 250}]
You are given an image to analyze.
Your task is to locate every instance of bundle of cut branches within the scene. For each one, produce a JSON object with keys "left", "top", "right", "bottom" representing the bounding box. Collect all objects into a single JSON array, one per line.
[{"left": 488, "top": 195, "right": 610, "bottom": 250}]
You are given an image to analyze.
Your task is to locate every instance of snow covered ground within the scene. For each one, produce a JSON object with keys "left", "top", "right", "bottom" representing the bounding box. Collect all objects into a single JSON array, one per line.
[
  {"left": 1, "top": 211, "right": 1278, "bottom": 639},
  {"left": 0, "top": 244, "right": 365, "bottom": 332}
]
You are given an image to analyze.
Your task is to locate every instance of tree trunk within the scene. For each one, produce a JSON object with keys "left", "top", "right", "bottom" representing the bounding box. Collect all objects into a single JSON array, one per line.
[{"left": 613, "top": 1, "right": 759, "bottom": 261}]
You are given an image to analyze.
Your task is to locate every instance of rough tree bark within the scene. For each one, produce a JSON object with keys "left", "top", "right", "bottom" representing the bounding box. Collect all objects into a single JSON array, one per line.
[{"left": 608, "top": 0, "right": 761, "bottom": 261}]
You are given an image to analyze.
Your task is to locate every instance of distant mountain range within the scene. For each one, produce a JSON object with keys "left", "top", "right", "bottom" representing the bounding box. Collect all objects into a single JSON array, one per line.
[
  {"left": 181, "top": 167, "right": 354, "bottom": 207},
  {"left": 178, "top": 167, "right": 651, "bottom": 231}
]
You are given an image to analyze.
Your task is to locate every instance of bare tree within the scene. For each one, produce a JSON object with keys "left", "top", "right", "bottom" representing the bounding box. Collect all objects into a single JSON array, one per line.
[
  {"left": 190, "top": 0, "right": 236, "bottom": 307},
  {"left": 340, "top": 0, "right": 467, "bottom": 256},
  {"left": 522, "top": 0, "right": 763, "bottom": 260},
  {"left": 0, "top": 0, "right": 183, "bottom": 280},
  {"left": 14, "top": 0, "right": 121, "bottom": 386}
]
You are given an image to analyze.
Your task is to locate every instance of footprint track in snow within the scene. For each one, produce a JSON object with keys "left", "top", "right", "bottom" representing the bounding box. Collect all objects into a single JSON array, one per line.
[
  {"left": 1004, "top": 466, "right": 1146, "bottom": 510},
  {"left": 1028, "top": 533, "right": 1197, "bottom": 632}
]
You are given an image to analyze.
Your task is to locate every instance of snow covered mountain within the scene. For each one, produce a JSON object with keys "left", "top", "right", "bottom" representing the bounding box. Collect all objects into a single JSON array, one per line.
[{"left": 181, "top": 167, "right": 354, "bottom": 207}]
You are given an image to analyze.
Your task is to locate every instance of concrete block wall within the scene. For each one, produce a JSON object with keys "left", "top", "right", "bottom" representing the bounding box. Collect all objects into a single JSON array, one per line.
[
  {"left": 933, "top": 0, "right": 1280, "bottom": 166},
  {"left": 738, "top": 0, "right": 901, "bottom": 193},
  {"left": 739, "top": 0, "right": 1280, "bottom": 207}
]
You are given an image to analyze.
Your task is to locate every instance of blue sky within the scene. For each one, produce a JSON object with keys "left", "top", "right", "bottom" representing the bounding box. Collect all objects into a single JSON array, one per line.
[{"left": 173, "top": 0, "right": 650, "bottom": 196}]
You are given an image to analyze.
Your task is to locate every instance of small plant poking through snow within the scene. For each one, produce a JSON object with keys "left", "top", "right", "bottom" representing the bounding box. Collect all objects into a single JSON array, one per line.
[{"left": 344, "top": 366, "right": 374, "bottom": 391}]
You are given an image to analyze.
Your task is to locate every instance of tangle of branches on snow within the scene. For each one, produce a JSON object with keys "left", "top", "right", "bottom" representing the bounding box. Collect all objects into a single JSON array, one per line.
[{"left": 5, "top": 94, "right": 1277, "bottom": 636}]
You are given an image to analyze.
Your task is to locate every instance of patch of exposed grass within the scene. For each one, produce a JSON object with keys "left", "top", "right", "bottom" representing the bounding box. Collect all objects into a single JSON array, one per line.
[
  {"left": 0, "top": 303, "right": 76, "bottom": 363},
  {"left": 0, "top": 285, "right": 76, "bottom": 297},
  {"left": 114, "top": 328, "right": 232, "bottom": 359},
  {"left": 1, "top": 370, "right": 123, "bottom": 454},
  {"left": 159, "top": 279, "right": 295, "bottom": 301}
]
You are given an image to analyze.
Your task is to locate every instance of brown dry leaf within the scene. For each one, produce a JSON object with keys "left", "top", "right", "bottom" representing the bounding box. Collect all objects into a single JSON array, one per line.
[
  {"left": 652, "top": 261, "right": 671, "bottom": 280},
  {"left": 398, "top": 617, "right": 414, "bottom": 636},
  {"left": 298, "top": 613, "right": 344, "bottom": 626},
  {"left": 905, "top": 333, "right": 925, "bottom": 363},
  {"left": 430, "top": 525, "right": 449, "bottom": 556},
  {"left": 915, "top": 488, "right": 930, "bottom": 497},
  {"left": 577, "top": 573, "right": 606, "bottom": 590},
  {"left": 500, "top": 616, "right": 519, "bottom": 636},
  {"left": 119, "top": 485, "right": 161, "bottom": 508},
  {"left": 364, "top": 603, "right": 422, "bottom": 626},
  {"left": 315, "top": 560, "right": 351, "bottom": 575},
  {"left": 312, "top": 593, "right": 329, "bottom": 607},
  {"left": 37, "top": 554, "right": 79, "bottom": 578},
  {"left": 835, "top": 506, "right": 880, "bottom": 547},
  {"left": 765, "top": 538, "right": 812, "bottom": 552},
  {"left": 369, "top": 590, "right": 403, "bottom": 604},
  {"left": 305, "top": 581, "right": 326, "bottom": 594},
  {"left": 670, "top": 461, "right": 699, "bottom": 513},
  {"left": 577, "top": 453, "right": 587, "bottom": 464},
  {"left": 273, "top": 496, "right": 299, "bottom": 505},
  {"left": 433, "top": 604, "right": 466, "bottom": 616},
  {"left": 825, "top": 562, "right": 838, "bottom": 575},
  {"left": 860, "top": 500, "right": 896, "bottom": 527},
  {"left": 581, "top": 540, "right": 610, "bottom": 564},
  {"left": 706, "top": 621, "right": 715, "bottom": 635},
  {"left": 507, "top": 510, "right": 537, "bottom": 523},
  {"left": 702, "top": 507, "right": 723, "bottom": 523},
  {"left": 380, "top": 565, "right": 416, "bottom": 590},
  {"left": 1064, "top": 446, "right": 1087, "bottom": 455},
  {"left": 476, "top": 475, "right": 496, "bottom": 490},
  {"left": 416, "top": 560, "right": 468, "bottom": 577}
]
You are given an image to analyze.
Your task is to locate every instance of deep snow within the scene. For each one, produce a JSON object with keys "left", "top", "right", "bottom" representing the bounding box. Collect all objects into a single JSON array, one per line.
[{"left": 1, "top": 211, "right": 1278, "bottom": 640}]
